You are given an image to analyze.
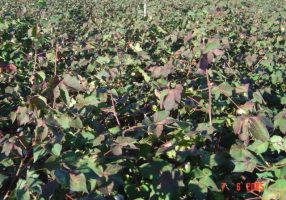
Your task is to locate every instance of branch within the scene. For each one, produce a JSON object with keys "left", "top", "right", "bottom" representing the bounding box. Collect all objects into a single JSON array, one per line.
[
  {"left": 187, "top": 96, "right": 208, "bottom": 113},
  {"left": 3, "top": 159, "right": 25, "bottom": 199},
  {"left": 54, "top": 43, "right": 58, "bottom": 76},
  {"left": 33, "top": 48, "right": 37, "bottom": 74},
  {"left": 143, "top": 0, "right": 147, "bottom": 17},
  {"left": 109, "top": 92, "right": 121, "bottom": 127}
]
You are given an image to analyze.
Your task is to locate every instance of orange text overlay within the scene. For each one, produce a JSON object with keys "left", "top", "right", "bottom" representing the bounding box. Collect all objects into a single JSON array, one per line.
[{"left": 221, "top": 182, "right": 264, "bottom": 192}]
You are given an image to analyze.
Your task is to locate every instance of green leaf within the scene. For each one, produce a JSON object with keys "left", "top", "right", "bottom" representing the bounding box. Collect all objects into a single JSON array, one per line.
[
  {"left": 274, "top": 110, "right": 286, "bottom": 134},
  {"left": 137, "top": 67, "right": 150, "bottom": 82},
  {"left": 70, "top": 173, "right": 88, "bottom": 193},
  {"left": 35, "top": 125, "right": 49, "bottom": 142},
  {"left": 26, "top": 170, "right": 42, "bottom": 193},
  {"left": 248, "top": 140, "right": 269, "bottom": 154},
  {"left": 262, "top": 179, "right": 286, "bottom": 200},
  {"left": 35, "top": 71, "right": 46, "bottom": 82},
  {"left": 16, "top": 179, "right": 30, "bottom": 200},
  {"left": 270, "top": 135, "right": 283, "bottom": 153},
  {"left": 232, "top": 159, "right": 257, "bottom": 173},
  {"left": 130, "top": 43, "right": 143, "bottom": 52},
  {"left": 153, "top": 110, "right": 170, "bottom": 122},
  {"left": 69, "top": 117, "right": 83, "bottom": 129},
  {"left": 281, "top": 96, "right": 286, "bottom": 105},
  {"left": 115, "top": 136, "right": 136, "bottom": 146},
  {"left": 108, "top": 126, "right": 121, "bottom": 134},
  {"left": 230, "top": 144, "right": 257, "bottom": 172},
  {"left": 80, "top": 131, "right": 95, "bottom": 140},
  {"left": 271, "top": 70, "right": 283, "bottom": 84},
  {"left": 55, "top": 114, "right": 70, "bottom": 129},
  {"left": 54, "top": 169, "right": 69, "bottom": 188},
  {"left": 87, "top": 63, "right": 95, "bottom": 72},
  {"left": 0, "top": 173, "right": 8, "bottom": 188},
  {"left": 253, "top": 91, "right": 263, "bottom": 104},
  {"left": 59, "top": 84, "right": 70, "bottom": 106},
  {"left": 139, "top": 159, "right": 169, "bottom": 180},
  {"left": 200, "top": 176, "right": 219, "bottom": 192},
  {"left": 205, "top": 41, "right": 221, "bottom": 52},
  {"left": 52, "top": 144, "right": 62, "bottom": 156},
  {"left": 96, "top": 56, "right": 110, "bottom": 65},
  {"left": 33, "top": 145, "right": 46, "bottom": 163}
]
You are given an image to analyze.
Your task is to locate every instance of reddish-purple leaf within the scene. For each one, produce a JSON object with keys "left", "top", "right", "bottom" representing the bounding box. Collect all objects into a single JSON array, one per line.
[
  {"left": 197, "top": 53, "right": 209, "bottom": 74},
  {"left": 163, "top": 84, "right": 183, "bottom": 111},
  {"left": 184, "top": 31, "right": 193, "bottom": 43}
]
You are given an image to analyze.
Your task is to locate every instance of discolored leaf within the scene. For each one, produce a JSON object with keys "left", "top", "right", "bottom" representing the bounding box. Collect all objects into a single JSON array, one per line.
[
  {"left": 29, "top": 95, "right": 47, "bottom": 110},
  {"left": 248, "top": 116, "right": 270, "bottom": 142},
  {"left": 1, "top": 142, "right": 13, "bottom": 156},
  {"left": 63, "top": 74, "right": 84, "bottom": 91},
  {"left": 35, "top": 124, "right": 49, "bottom": 141},
  {"left": 218, "top": 82, "right": 233, "bottom": 96},
  {"left": 230, "top": 144, "right": 257, "bottom": 172},
  {"left": 115, "top": 136, "right": 136, "bottom": 146},
  {"left": 149, "top": 59, "right": 173, "bottom": 78},
  {"left": 16, "top": 106, "right": 30, "bottom": 125},
  {"left": 163, "top": 84, "right": 183, "bottom": 111},
  {"left": 233, "top": 116, "right": 271, "bottom": 142},
  {"left": 111, "top": 145, "right": 122, "bottom": 156},
  {"left": 245, "top": 54, "right": 257, "bottom": 66},
  {"left": 70, "top": 173, "right": 88, "bottom": 193},
  {"left": 235, "top": 84, "right": 249, "bottom": 94}
]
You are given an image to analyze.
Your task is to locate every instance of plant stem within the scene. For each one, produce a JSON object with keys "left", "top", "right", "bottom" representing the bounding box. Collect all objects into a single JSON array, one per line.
[
  {"left": 206, "top": 69, "right": 212, "bottom": 126},
  {"left": 33, "top": 48, "right": 37, "bottom": 74},
  {"left": 187, "top": 96, "right": 208, "bottom": 113},
  {"left": 3, "top": 159, "right": 25, "bottom": 199},
  {"left": 54, "top": 43, "right": 58, "bottom": 76},
  {"left": 110, "top": 92, "right": 121, "bottom": 127},
  {"left": 217, "top": 87, "right": 242, "bottom": 110},
  {"left": 143, "top": 0, "right": 147, "bottom": 17}
]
